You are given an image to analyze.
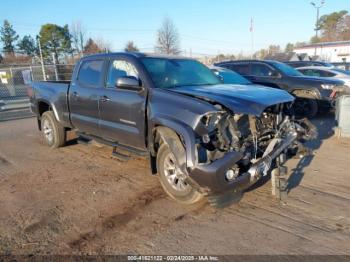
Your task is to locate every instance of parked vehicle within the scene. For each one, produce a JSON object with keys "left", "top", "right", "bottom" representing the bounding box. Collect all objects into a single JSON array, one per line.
[
  {"left": 215, "top": 60, "right": 347, "bottom": 118},
  {"left": 209, "top": 66, "right": 252, "bottom": 85},
  {"left": 297, "top": 66, "right": 350, "bottom": 88},
  {"left": 29, "top": 53, "right": 315, "bottom": 207},
  {"left": 332, "top": 62, "right": 350, "bottom": 71},
  {"left": 285, "top": 61, "right": 334, "bottom": 68}
]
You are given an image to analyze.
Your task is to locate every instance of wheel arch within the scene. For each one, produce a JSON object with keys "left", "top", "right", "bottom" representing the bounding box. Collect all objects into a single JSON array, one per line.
[
  {"left": 36, "top": 99, "right": 60, "bottom": 130},
  {"left": 149, "top": 117, "right": 197, "bottom": 174}
]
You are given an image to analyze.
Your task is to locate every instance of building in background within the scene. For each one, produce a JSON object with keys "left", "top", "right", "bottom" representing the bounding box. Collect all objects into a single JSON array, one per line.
[{"left": 294, "top": 41, "right": 350, "bottom": 63}]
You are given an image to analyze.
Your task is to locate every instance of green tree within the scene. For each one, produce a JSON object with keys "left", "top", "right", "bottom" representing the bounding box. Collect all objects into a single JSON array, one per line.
[
  {"left": 268, "top": 45, "right": 281, "bottom": 55},
  {"left": 342, "top": 16, "right": 350, "bottom": 40},
  {"left": 17, "top": 35, "right": 37, "bottom": 56},
  {"left": 317, "top": 10, "right": 348, "bottom": 42},
  {"left": 124, "top": 41, "right": 139, "bottom": 52},
  {"left": 38, "top": 23, "right": 72, "bottom": 63},
  {"left": 285, "top": 43, "right": 294, "bottom": 52},
  {"left": 254, "top": 48, "right": 268, "bottom": 59},
  {"left": 0, "top": 20, "right": 19, "bottom": 54},
  {"left": 295, "top": 41, "right": 307, "bottom": 48},
  {"left": 310, "top": 36, "right": 321, "bottom": 43}
]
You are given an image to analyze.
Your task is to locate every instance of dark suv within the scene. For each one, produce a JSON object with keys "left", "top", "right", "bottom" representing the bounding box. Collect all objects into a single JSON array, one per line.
[
  {"left": 285, "top": 61, "right": 334, "bottom": 68},
  {"left": 215, "top": 60, "right": 346, "bottom": 117}
]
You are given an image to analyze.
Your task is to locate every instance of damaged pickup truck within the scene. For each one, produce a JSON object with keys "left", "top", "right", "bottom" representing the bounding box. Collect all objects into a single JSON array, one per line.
[{"left": 29, "top": 53, "right": 316, "bottom": 207}]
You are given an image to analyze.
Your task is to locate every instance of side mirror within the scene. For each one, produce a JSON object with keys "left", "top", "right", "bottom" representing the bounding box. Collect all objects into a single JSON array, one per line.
[{"left": 116, "top": 76, "right": 143, "bottom": 91}]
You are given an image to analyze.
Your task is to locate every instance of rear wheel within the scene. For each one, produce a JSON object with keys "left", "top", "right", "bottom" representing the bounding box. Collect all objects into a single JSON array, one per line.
[
  {"left": 157, "top": 143, "right": 203, "bottom": 204},
  {"left": 41, "top": 111, "right": 66, "bottom": 148}
]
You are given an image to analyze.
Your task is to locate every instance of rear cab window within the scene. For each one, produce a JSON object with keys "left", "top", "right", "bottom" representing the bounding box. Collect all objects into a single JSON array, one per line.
[{"left": 77, "top": 60, "right": 104, "bottom": 87}]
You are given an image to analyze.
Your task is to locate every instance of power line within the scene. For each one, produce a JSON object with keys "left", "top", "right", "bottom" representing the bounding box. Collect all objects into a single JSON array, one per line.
[{"left": 10, "top": 21, "right": 239, "bottom": 45}]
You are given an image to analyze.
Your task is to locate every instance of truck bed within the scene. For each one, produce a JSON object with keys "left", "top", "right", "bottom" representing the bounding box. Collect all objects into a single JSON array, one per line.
[{"left": 30, "top": 80, "right": 72, "bottom": 127}]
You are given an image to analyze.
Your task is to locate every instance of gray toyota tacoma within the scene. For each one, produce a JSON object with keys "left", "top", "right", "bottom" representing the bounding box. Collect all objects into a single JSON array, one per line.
[{"left": 29, "top": 52, "right": 316, "bottom": 207}]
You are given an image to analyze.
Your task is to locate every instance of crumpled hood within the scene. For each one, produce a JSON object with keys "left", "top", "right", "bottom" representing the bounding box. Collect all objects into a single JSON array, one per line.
[{"left": 171, "top": 84, "right": 294, "bottom": 116}]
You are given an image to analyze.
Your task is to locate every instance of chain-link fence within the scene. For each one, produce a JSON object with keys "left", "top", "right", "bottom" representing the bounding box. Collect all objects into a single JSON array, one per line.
[{"left": 0, "top": 64, "right": 74, "bottom": 119}]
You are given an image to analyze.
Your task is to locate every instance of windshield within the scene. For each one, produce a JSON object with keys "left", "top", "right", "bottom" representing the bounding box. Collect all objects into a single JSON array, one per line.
[
  {"left": 212, "top": 68, "right": 252, "bottom": 85},
  {"left": 141, "top": 58, "right": 221, "bottom": 89},
  {"left": 273, "top": 61, "right": 303, "bottom": 77}
]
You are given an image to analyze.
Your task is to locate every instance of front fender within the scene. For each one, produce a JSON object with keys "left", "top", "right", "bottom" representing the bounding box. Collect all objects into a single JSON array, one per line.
[{"left": 150, "top": 114, "right": 197, "bottom": 168}]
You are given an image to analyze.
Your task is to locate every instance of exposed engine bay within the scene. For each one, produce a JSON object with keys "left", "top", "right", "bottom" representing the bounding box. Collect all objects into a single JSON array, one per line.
[{"left": 196, "top": 102, "right": 317, "bottom": 181}]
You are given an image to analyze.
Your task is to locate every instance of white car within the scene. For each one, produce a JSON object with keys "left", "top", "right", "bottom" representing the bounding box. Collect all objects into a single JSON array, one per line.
[{"left": 297, "top": 66, "right": 350, "bottom": 87}]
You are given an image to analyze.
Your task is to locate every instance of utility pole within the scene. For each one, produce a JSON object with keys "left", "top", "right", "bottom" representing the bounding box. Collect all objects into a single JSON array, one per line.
[
  {"left": 36, "top": 35, "right": 46, "bottom": 81},
  {"left": 250, "top": 18, "right": 254, "bottom": 59},
  {"left": 311, "top": 0, "right": 325, "bottom": 40}
]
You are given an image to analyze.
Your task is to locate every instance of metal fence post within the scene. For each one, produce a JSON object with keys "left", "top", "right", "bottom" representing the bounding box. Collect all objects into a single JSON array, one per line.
[
  {"left": 7, "top": 67, "right": 16, "bottom": 96},
  {"left": 37, "top": 36, "right": 46, "bottom": 81},
  {"left": 9, "top": 67, "right": 13, "bottom": 78},
  {"left": 52, "top": 53, "right": 59, "bottom": 81},
  {"left": 30, "top": 66, "right": 35, "bottom": 81}
]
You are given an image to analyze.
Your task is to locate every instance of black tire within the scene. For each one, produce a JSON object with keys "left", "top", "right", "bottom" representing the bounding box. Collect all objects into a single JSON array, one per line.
[
  {"left": 293, "top": 92, "right": 318, "bottom": 119},
  {"left": 157, "top": 143, "right": 203, "bottom": 204},
  {"left": 41, "top": 111, "right": 66, "bottom": 148}
]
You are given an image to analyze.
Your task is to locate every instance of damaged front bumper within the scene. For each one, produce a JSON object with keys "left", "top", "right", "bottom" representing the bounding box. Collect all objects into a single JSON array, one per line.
[{"left": 187, "top": 118, "right": 316, "bottom": 198}]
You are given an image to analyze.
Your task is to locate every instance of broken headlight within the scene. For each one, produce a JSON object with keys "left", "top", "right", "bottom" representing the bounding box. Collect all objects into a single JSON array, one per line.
[
  {"left": 200, "top": 111, "right": 225, "bottom": 144},
  {"left": 201, "top": 111, "right": 224, "bottom": 132}
]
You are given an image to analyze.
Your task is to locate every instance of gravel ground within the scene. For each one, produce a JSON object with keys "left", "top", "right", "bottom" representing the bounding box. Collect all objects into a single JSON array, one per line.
[{"left": 0, "top": 115, "right": 349, "bottom": 255}]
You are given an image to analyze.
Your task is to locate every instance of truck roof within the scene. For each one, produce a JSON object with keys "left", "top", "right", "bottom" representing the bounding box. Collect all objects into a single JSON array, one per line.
[
  {"left": 216, "top": 59, "right": 279, "bottom": 65},
  {"left": 82, "top": 52, "right": 190, "bottom": 60}
]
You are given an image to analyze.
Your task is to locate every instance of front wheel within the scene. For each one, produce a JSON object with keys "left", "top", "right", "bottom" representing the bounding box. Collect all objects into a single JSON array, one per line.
[
  {"left": 41, "top": 111, "right": 66, "bottom": 148},
  {"left": 157, "top": 143, "right": 203, "bottom": 204}
]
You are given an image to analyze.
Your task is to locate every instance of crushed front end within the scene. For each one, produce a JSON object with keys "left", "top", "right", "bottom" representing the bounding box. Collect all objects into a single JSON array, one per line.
[{"left": 187, "top": 102, "right": 317, "bottom": 206}]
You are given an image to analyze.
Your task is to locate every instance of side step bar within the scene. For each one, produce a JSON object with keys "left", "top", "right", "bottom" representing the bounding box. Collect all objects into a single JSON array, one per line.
[
  {"left": 76, "top": 132, "right": 148, "bottom": 161},
  {"left": 112, "top": 147, "right": 130, "bottom": 161},
  {"left": 77, "top": 137, "right": 91, "bottom": 145}
]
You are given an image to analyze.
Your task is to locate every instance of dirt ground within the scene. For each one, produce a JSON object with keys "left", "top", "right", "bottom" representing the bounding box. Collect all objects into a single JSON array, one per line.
[{"left": 0, "top": 115, "right": 349, "bottom": 255}]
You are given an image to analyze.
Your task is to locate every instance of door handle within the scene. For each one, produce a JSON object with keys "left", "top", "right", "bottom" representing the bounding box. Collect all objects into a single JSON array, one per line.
[{"left": 100, "top": 95, "right": 110, "bottom": 102}]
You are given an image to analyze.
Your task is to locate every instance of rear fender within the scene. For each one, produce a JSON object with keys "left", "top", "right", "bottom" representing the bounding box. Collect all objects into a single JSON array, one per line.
[{"left": 37, "top": 99, "right": 60, "bottom": 121}]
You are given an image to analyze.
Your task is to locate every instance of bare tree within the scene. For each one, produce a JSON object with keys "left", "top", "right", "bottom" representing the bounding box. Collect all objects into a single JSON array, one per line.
[
  {"left": 70, "top": 21, "right": 86, "bottom": 55},
  {"left": 155, "top": 17, "right": 181, "bottom": 55},
  {"left": 95, "top": 37, "right": 112, "bottom": 52},
  {"left": 125, "top": 41, "right": 139, "bottom": 52},
  {"left": 83, "top": 38, "right": 102, "bottom": 55}
]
